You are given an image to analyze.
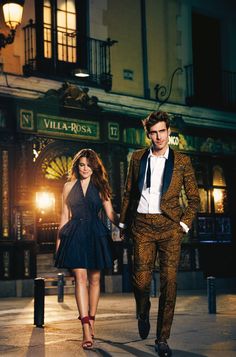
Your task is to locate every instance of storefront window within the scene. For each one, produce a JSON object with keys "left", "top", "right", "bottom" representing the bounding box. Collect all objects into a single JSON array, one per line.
[
  {"left": 213, "top": 188, "right": 227, "bottom": 213},
  {"left": 191, "top": 157, "right": 231, "bottom": 243},
  {"left": 198, "top": 188, "right": 209, "bottom": 213},
  {"left": 212, "top": 165, "right": 226, "bottom": 186}
]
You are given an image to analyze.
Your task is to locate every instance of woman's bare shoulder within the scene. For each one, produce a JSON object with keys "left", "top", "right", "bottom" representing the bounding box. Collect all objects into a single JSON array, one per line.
[{"left": 63, "top": 180, "right": 77, "bottom": 194}]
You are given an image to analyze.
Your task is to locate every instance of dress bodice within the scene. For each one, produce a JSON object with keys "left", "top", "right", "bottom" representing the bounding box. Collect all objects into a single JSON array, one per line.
[
  {"left": 66, "top": 179, "right": 103, "bottom": 221},
  {"left": 55, "top": 179, "right": 112, "bottom": 270}
]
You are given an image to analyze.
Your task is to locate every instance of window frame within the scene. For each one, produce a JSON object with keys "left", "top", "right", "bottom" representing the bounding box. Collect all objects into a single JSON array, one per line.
[
  {"left": 35, "top": 0, "right": 87, "bottom": 77},
  {"left": 191, "top": 154, "right": 232, "bottom": 244}
]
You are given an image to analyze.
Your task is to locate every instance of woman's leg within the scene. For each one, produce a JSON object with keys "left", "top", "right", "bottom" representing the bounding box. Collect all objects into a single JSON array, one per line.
[
  {"left": 88, "top": 270, "right": 101, "bottom": 336},
  {"left": 73, "top": 268, "right": 92, "bottom": 346}
]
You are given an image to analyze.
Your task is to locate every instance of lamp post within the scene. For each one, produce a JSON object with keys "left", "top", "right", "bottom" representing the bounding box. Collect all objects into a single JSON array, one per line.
[{"left": 0, "top": 0, "right": 24, "bottom": 49}]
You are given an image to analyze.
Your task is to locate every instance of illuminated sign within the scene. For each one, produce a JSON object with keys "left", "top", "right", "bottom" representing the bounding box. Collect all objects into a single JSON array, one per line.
[{"left": 169, "top": 133, "right": 179, "bottom": 147}]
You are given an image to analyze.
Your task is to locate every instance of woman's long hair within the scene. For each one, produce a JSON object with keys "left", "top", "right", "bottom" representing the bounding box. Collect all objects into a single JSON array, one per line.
[{"left": 69, "top": 149, "right": 112, "bottom": 201}]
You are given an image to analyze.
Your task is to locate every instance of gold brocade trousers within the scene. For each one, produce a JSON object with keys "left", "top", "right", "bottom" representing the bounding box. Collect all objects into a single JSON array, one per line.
[{"left": 132, "top": 212, "right": 183, "bottom": 341}]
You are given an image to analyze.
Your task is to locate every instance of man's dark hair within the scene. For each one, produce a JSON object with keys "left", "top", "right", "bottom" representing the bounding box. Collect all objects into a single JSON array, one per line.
[{"left": 142, "top": 111, "right": 170, "bottom": 132}]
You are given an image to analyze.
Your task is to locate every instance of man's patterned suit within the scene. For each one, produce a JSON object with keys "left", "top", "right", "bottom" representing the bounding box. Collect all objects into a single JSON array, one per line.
[{"left": 120, "top": 147, "right": 200, "bottom": 341}]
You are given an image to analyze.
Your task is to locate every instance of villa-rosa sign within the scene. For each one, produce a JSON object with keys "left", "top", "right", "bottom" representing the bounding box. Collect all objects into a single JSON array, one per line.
[{"left": 37, "top": 114, "right": 100, "bottom": 140}]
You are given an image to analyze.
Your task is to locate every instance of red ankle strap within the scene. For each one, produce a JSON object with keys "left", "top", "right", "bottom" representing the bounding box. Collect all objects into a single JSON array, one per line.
[
  {"left": 89, "top": 315, "right": 95, "bottom": 320},
  {"left": 81, "top": 316, "right": 90, "bottom": 324}
]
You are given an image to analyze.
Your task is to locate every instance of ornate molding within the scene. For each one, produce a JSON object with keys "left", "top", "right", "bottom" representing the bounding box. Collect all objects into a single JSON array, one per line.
[{"left": 42, "top": 82, "right": 101, "bottom": 110}]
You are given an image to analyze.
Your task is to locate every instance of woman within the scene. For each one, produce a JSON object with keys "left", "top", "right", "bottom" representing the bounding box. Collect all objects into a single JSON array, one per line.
[{"left": 55, "top": 149, "right": 120, "bottom": 350}]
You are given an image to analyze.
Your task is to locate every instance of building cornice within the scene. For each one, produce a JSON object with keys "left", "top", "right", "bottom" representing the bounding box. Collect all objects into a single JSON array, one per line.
[{"left": 0, "top": 73, "right": 235, "bottom": 131}]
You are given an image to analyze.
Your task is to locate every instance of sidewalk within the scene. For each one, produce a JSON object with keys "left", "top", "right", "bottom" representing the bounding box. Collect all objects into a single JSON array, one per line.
[{"left": 0, "top": 291, "right": 236, "bottom": 356}]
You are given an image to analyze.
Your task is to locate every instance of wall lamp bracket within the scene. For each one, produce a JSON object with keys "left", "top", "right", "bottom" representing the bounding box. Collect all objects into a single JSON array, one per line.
[
  {"left": 0, "top": 29, "right": 15, "bottom": 49},
  {"left": 155, "top": 67, "right": 183, "bottom": 108}
]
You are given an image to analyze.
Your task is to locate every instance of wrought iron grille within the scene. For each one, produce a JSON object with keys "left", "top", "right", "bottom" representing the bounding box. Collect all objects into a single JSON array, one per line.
[
  {"left": 23, "top": 20, "right": 116, "bottom": 91},
  {"left": 184, "top": 64, "right": 236, "bottom": 111}
]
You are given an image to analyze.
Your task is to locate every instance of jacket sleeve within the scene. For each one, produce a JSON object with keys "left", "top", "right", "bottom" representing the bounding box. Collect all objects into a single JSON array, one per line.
[
  {"left": 181, "top": 156, "right": 200, "bottom": 228},
  {"left": 119, "top": 153, "right": 135, "bottom": 226}
]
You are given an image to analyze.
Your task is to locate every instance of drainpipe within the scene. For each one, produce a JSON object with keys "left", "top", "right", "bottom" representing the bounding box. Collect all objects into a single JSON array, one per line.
[{"left": 140, "top": 0, "right": 150, "bottom": 99}]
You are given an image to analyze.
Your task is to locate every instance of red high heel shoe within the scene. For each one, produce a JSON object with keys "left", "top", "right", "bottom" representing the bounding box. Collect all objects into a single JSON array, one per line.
[
  {"left": 80, "top": 316, "right": 93, "bottom": 350},
  {"left": 78, "top": 315, "right": 96, "bottom": 339}
]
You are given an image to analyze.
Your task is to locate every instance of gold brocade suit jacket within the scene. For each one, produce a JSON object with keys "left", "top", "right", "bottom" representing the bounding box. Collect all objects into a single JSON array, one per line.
[{"left": 120, "top": 147, "right": 200, "bottom": 230}]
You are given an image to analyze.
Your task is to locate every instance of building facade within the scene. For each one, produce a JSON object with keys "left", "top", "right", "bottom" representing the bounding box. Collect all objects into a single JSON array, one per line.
[{"left": 0, "top": 0, "right": 236, "bottom": 296}]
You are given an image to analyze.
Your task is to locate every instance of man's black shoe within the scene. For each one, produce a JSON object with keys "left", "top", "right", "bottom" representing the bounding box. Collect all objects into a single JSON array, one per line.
[
  {"left": 138, "top": 316, "right": 150, "bottom": 339},
  {"left": 155, "top": 340, "right": 172, "bottom": 357}
]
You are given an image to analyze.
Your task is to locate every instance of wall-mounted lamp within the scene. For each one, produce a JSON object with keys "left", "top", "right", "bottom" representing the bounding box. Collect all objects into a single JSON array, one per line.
[
  {"left": 73, "top": 68, "right": 90, "bottom": 78},
  {"left": 0, "top": 0, "right": 24, "bottom": 49}
]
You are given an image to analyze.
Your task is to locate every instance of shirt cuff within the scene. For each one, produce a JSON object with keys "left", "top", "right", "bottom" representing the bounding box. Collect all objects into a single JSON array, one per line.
[
  {"left": 180, "top": 221, "right": 189, "bottom": 233},
  {"left": 119, "top": 222, "right": 126, "bottom": 229}
]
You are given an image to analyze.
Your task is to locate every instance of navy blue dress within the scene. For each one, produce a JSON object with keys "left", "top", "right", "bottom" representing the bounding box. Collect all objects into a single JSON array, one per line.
[{"left": 55, "top": 179, "right": 113, "bottom": 270}]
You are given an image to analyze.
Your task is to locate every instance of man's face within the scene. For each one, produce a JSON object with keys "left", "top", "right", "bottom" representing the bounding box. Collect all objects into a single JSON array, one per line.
[{"left": 148, "top": 121, "right": 170, "bottom": 152}]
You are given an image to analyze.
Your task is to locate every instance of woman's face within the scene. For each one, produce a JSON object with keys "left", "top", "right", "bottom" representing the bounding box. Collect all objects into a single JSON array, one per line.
[{"left": 78, "top": 157, "right": 93, "bottom": 179}]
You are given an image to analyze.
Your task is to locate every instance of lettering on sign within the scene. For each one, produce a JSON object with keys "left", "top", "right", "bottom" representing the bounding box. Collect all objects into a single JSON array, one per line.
[
  {"left": 169, "top": 133, "right": 179, "bottom": 147},
  {"left": 108, "top": 122, "right": 120, "bottom": 140},
  {"left": 37, "top": 114, "right": 100, "bottom": 140},
  {"left": 20, "top": 109, "right": 34, "bottom": 130}
]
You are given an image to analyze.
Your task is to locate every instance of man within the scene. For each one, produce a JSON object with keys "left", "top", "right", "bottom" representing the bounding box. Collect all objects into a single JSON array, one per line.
[{"left": 119, "top": 111, "right": 199, "bottom": 357}]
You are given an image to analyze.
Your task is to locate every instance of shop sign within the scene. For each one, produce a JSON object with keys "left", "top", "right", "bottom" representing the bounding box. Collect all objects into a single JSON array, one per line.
[
  {"left": 169, "top": 133, "right": 179, "bottom": 147},
  {"left": 108, "top": 122, "right": 120, "bottom": 140},
  {"left": 37, "top": 114, "right": 100, "bottom": 140},
  {"left": 20, "top": 109, "right": 34, "bottom": 131}
]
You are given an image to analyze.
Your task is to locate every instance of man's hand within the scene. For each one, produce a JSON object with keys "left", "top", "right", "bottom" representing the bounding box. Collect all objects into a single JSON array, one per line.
[{"left": 119, "top": 228, "right": 126, "bottom": 240}]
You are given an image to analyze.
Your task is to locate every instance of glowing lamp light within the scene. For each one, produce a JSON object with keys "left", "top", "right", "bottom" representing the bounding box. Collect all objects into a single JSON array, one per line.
[
  {"left": 36, "top": 192, "right": 55, "bottom": 211},
  {"left": 213, "top": 188, "right": 224, "bottom": 213},
  {"left": 0, "top": 1, "right": 25, "bottom": 49},
  {"left": 3, "top": 2, "right": 23, "bottom": 30},
  {"left": 213, "top": 189, "right": 223, "bottom": 203},
  {"left": 74, "top": 68, "right": 89, "bottom": 78}
]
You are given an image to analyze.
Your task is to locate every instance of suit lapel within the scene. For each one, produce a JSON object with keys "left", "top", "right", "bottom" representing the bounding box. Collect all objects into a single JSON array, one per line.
[
  {"left": 138, "top": 149, "right": 149, "bottom": 192},
  {"left": 161, "top": 147, "right": 174, "bottom": 195}
]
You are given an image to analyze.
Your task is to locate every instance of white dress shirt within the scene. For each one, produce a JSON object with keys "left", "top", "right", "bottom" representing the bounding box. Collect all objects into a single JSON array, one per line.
[{"left": 137, "top": 147, "right": 169, "bottom": 213}]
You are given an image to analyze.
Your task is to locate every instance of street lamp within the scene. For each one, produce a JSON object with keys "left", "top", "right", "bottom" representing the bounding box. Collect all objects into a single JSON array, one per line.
[
  {"left": 73, "top": 68, "right": 90, "bottom": 78},
  {"left": 0, "top": 0, "right": 24, "bottom": 49},
  {"left": 35, "top": 192, "right": 55, "bottom": 213}
]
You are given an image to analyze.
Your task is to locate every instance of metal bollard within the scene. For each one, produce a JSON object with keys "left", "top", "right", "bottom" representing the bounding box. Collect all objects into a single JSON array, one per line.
[
  {"left": 150, "top": 271, "right": 157, "bottom": 297},
  {"left": 34, "top": 277, "right": 45, "bottom": 327},
  {"left": 207, "top": 276, "right": 216, "bottom": 314},
  {"left": 58, "top": 273, "right": 64, "bottom": 303}
]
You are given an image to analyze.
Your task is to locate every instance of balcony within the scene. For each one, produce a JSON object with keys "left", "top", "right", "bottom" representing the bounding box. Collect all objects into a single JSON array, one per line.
[
  {"left": 185, "top": 64, "right": 236, "bottom": 111},
  {"left": 23, "top": 20, "right": 116, "bottom": 92}
]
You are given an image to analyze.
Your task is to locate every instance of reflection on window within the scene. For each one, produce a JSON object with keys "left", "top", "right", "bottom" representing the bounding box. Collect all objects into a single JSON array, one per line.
[
  {"left": 198, "top": 188, "right": 210, "bottom": 213},
  {"left": 215, "top": 216, "right": 231, "bottom": 239},
  {"left": 213, "top": 165, "right": 226, "bottom": 186},
  {"left": 213, "top": 188, "right": 227, "bottom": 213}
]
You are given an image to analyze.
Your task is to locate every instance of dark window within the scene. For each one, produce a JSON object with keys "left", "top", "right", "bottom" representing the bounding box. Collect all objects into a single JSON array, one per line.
[{"left": 192, "top": 12, "right": 222, "bottom": 107}]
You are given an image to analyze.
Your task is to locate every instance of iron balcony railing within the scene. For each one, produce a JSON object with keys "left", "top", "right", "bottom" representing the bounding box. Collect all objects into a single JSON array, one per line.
[
  {"left": 185, "top": 64, "right": 236, "bottom": 111},
  {"left": 23, "top": 20, "right": 116, "bottom": 91}
]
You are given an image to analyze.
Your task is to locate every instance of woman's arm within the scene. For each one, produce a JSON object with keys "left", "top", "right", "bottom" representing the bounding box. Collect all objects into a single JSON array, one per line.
[
  {"left": 102, "top": 198, "right": 120, "bottom": 228},
  {"left": 55, "top": 182, "right": 71, "bottom": 252}
]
